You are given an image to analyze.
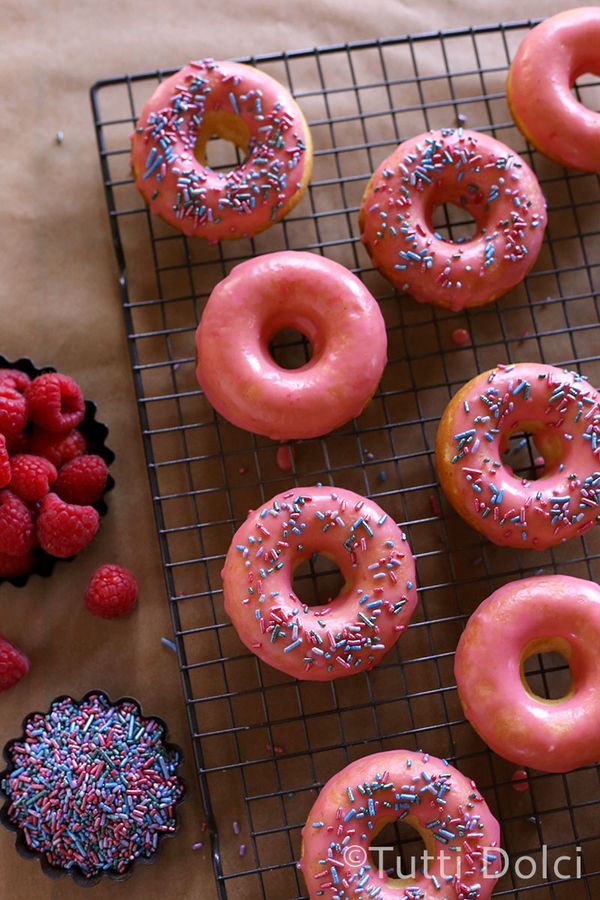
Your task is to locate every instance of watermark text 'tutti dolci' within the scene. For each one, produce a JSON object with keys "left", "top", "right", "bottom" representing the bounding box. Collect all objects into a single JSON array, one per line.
[{"left": 343, "top": 843, "right": 582, "bottom": 882}]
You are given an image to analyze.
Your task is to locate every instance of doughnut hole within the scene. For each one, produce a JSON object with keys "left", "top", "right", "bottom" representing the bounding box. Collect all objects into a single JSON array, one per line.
[
  {"left": 292, "top": 555, "right": 345, "bottom": 608},
  {"left": 193, "top": 111, "right": 250, "bottom": 171},
  {"left": 262, "top": 309, "right": 324, "bottom": 372},
  {"left": 369, "top": 817, "right": 432, "bottom": 886},
  {"left": 430, "top": 202, "right": 478, "bottom": 244},
  {"left": 572, "top": 72, "right": 600, "bottom": 113},
  {"left": 268, "top": 328, "right": 313, "bottom": 370},
  {"left": 520, "top": 637, "right": 573, "bottom": 703},
  {"left": 499, "top": 422, "right": 564, "bottom": 481}
]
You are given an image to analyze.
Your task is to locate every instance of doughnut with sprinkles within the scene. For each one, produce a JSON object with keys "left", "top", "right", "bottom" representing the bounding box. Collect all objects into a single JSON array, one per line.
[
  {"left": 131, "top": 59, "right": 313, "bottom": 241},
  {"left": 435, "top": 363, "right": 600, "bottom": 549},
  {"left": 221, "top": 486, "right": 417, "bottom": 681},
  {"left": 359, "top": 128, "right": 546, "bottom": 310},
  {"left": 300, "top": 749, "right": 501, "bottom": 900}
]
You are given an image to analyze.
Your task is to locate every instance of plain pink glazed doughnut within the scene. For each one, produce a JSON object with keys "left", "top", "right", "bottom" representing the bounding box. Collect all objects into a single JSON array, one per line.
[
  {"left": 221, "top": 486, "right": 417, "bottom": 681},
  {"left": 300, "top": 749, "right": 502, "bottom": 899},
  {"left": 195, "top": 251, "right": 387, "bottom": 440},
  {"left": 508, "top": 8, "right": 600, "bottom": 173},
  {"left": 359, "top": 128, "right": 547, "bottom": 310},
  {"left": 131, "top": 59, "right": 312, "bottom": 241},
  {"left": 455, "top": 575, "right": 600, "bottom": 773},
  {"left": 435, "top": 362, "right": 600, "bottom": 550}
]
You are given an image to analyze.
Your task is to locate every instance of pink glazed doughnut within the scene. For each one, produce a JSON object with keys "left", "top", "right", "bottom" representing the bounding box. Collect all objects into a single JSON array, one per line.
[
  {"left": 195, "top": 251, "right": 387, "bottom": 440},
  {"left": 221, "top": 486, "right": 417, "bottom": 681},
  {"left": 300, "top": 749, "right": 502, "bottom": 899},
  {"left": 508, "top": 8, "right": 600, "bottom": 173},
  {"left": 359, "top": 128, "right": 547, "bottom": 310},
  {"left": 455, "top": 575, "right": 600, "bottom": 773},
  {"left": 435, "top": 362, "right": 600, "bottom": 550},
  {"left": 131, "top": 59, "right": 312, "bottom": 241}
]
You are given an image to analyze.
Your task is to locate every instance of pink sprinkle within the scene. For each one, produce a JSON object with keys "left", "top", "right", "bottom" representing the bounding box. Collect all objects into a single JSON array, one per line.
[
  {"left": 579, "top": 519, "right": 595, "bottom": 534},
  {"left": 429, "top": 494, "right": 440, "bottom": 517},
  {"left": 238, "top": 465, "right": 249, "bottom": 475},
  {"left": 276, "top": 444, "right": 293, "bottom": 472},
  {"left": 534, "top": 456, "right": 544, "bottom": 468},
  {"left": 266, "top": 743, "right": 285, "bottom": 755},
  {"left": 451, "top": 328, "right": 470, "bottom": 347},
  {"left": 512, "top": 769, "right": 529, "bottom": 792}
]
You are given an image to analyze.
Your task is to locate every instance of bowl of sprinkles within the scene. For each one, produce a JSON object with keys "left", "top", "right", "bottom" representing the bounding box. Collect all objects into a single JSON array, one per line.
[{"left": 0, "top": 691, "right": 185, "bottom": 886}]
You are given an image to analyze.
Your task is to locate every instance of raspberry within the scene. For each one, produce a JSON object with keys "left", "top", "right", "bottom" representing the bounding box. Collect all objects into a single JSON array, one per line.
[
  {"left": 85, "top": 564, "right": 138, "bottom": 619},
  {"left": 5, "top": 432, "right": 28, "bottom": 456},
  {"left": 0, "top": 386, "right": 28, "bottom": 439},
  {"left": 55, "top": 455, "right": 108, "bottom": 505},
  {"left": 0, "top": 368, "right": 31, "bottom": 394},
  {"left": 0, "top": 491, "right": 35, "bottom": 556},
  {"left": 36, "top": 493, "right": 99, "bottom": 558},
  {"left": 25, "top": 373, "right": 85, "bottom": 433},
  {"left": 10, "top": 454, "right": 57, "bottom": 504},
  {"left": 27, "top": 428, "right": 87, "bottom": 468},
  {"left": 0, "top": 635, "right": 29, "bottom": 691},
  {"left": 0, "top": 549, "right": 34, "bottom": 579},
  {"left": 0, "top": 435, "right": 10, "bottom": 489}
]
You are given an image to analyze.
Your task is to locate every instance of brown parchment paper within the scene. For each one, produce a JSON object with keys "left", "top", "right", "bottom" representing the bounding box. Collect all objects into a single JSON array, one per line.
[{"left": 0, "top": 1, "right": 587, "bottom": 898}]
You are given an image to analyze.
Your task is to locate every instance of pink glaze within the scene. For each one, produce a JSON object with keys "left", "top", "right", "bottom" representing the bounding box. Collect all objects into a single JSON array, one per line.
[
  {"left": 131, "top": 59, "right": 312, "bottom": 241},
  {"left": 508, "top": 8, "right": 600, "bottom": 173},
  {"left": 300, "top": 750, "right": 501, "bottom": 899},
  {"left": 435, "top": 363, "right": 600, "bottom": 550},
  {"left": 455, "top": 575, "right": 600, "bottom": 773},
  {"left": 511, "top": 770, "right": 529, "bottom": 792},
  {"left": 221, "top": 486, "right": 417, "bottom": 681},
  {"left": 359, "top": 128, "right": 547, "bottom": 310},
  {"left": 195, "top": 251, "right": 387, "bottom": 440}
]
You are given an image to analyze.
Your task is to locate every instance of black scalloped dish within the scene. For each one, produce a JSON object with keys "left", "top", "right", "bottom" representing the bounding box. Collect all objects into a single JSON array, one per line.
[
  {"left": 0, "top": 690, "right": 186, "bottom": 887},
  {"left": 0, "top": 355, "right": 115, "bottom": 587}
]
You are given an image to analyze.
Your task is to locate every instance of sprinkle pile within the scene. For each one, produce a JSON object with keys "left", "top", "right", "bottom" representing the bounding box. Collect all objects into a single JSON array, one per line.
[
  {"left": 1, "top": 693, "right": 184, "bottom": 880},
  {"left": 300, "top": 750, "right": 500, "bottom": 900},
  {"left": 438, "top": 363, "right": 600, "bottom": 549},
  {"left": 223, "top": 487, "right": 417, "bottom": 680},
  {"left": 132, "top": 59, "right": 309, "bottom": 240}
]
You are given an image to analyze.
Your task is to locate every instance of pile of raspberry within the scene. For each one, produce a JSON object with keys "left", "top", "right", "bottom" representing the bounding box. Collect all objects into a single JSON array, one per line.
[{"left": 0, "top": 367, "right": 110, "bottom": 581}]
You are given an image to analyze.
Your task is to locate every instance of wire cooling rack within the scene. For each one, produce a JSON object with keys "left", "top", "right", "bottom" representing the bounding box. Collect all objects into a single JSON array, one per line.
[{"left": 91, "top": 19, "right": 600, "bottom": 899}]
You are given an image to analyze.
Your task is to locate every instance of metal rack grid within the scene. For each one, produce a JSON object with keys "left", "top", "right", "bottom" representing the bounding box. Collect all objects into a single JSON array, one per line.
[{"left": 91, "top": 19, "right": 600, "bottom": 899}]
